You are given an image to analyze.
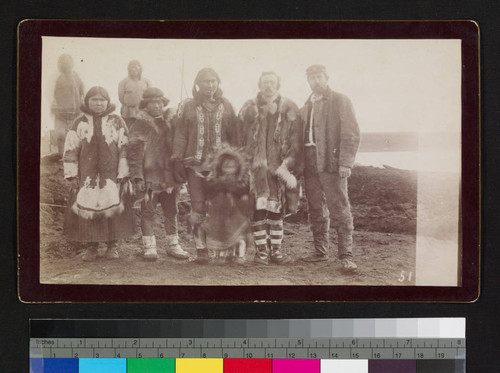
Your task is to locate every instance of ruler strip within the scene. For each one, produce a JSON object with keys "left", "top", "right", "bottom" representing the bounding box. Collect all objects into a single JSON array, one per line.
[{"left": 29, "top": 319, "right": 465, "bottom": 372}]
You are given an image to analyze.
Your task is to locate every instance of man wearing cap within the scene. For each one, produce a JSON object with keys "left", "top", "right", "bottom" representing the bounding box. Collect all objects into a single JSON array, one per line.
[
  {"left": 128, "top": 87, "right": 189, "bottom": 261},
  {"left": 118, "top": 60, "right": 151, "bottom": 127},
  {"left": 239, "top": 71, "right": 302, "bottom": 265},
  {"left": 300, "top": 64, "right": 361, "bottom": 270},
  {"left": 172, "top": 68, "right": 239, "bottom": 264}
]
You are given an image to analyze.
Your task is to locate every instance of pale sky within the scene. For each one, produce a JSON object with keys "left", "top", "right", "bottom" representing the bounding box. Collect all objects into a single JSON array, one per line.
[{"left": 41, "top": 37, "right": 461, "bottom": 138}]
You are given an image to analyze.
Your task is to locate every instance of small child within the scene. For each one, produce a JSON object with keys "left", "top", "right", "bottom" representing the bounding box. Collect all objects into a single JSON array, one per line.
[{"left": 201, "top": 145, "right": 250, "bottom": 265}]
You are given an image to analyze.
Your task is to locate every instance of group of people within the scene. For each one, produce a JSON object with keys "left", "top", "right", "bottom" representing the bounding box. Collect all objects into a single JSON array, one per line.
[{"left": 53, "top": 54, "right": 360, "bottom": 270}]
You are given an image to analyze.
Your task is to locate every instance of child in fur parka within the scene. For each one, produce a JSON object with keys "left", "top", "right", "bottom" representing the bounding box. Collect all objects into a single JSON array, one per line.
[
  {"left": 201, "top": 145, "right": 250, "bottom": 265},
  {"left": 127, "top": 88, "right": 189, "bottom": 261}
]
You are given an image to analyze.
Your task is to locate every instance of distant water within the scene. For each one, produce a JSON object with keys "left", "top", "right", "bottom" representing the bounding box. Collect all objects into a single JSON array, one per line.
[{"left": 356, "top": 151, "right": 460, "bottom": 173}]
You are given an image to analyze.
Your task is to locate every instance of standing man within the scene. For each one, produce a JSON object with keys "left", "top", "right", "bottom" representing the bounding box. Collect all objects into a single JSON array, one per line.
[
  {"left": 239, "top": 72, "right": 302, "bottom": 265},
  {"left": 52, "top": 54, "right": 85, "bottom": 157},
  {"left": 118, "top": 60, "right": 151, "bottom": 127},
  {"left": 172, "top": 68, "right": 239, "bottom": 264},
  {"left": 300, "top": 65, "right": 361, "bottom": 270},
  {"left": 128, "top": 88, "right": 190, "bottom": 261}
]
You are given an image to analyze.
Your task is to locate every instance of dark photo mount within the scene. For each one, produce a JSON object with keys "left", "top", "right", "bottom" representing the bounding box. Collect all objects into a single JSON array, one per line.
[{"left": 17, "top": 20, "right": 479, "bottom": 302}]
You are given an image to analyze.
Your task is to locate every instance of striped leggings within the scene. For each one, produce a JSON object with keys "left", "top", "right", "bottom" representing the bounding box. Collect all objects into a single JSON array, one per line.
[{"left": 251, "top": 210, "right": 283, "bottom": 251}]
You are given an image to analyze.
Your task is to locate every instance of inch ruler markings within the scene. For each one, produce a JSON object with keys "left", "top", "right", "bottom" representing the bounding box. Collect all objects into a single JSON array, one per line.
[{"left": 30, "top": 337, "right": 466, "bottom": 360}]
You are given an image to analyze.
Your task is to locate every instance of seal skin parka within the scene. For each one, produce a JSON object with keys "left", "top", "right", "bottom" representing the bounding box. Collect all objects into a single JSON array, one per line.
[
  {"left": 127, "top": 108, "right": 177, "bottom": 189},
  {"left": 239, "top": 94, "right": 302, "bottom": 214},
  {"left": 62, "top": 103, "right": 134, "bottom": 242}
]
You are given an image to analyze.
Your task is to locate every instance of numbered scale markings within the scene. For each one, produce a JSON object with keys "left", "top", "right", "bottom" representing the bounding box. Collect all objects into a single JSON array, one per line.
[{"left": 31, "top": 338, "right": 465, "bottom": 360}]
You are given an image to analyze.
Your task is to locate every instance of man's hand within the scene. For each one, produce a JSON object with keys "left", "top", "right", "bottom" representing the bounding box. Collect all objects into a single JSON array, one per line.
[
  {"left": 135, "top": 178, "right": 146, "bottom": 192},
  {"left": 338, "top": 166, "right": 351, "bottom": 178},
  {"left": 66, "top": 177, "right": 79, "bottom": 189}
]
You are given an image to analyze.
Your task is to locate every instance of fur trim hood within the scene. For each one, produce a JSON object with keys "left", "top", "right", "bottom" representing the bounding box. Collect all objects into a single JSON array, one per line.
[{"left": 204, "top": 145, "right": 250, "bottom": 186}]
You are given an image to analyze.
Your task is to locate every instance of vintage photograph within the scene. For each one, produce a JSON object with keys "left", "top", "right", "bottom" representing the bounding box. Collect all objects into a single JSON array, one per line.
[{"left": 39, "top": 37, "right": 461, "bottom": 287}]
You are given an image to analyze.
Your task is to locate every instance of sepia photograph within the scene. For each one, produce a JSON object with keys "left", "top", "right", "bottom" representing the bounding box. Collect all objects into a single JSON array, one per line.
[{"left": 37, "top": 36, "right": 462, "bottom": 288}]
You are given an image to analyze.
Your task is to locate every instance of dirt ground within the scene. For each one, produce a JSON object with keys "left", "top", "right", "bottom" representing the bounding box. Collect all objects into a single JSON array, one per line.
[{"left": 39, "top": 157, "right": 422, "bottom": 286}]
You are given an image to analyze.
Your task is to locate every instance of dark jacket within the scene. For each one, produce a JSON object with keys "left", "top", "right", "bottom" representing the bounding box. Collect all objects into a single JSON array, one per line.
[
  {"left": 127, "top": 109, "right": 176, "bottom": 187},
  {"left": 172, "top": 97, "right": 238, "bottom": 166},
  {"left": 300, "top": 87, "right": 360, "bottom": 172}
]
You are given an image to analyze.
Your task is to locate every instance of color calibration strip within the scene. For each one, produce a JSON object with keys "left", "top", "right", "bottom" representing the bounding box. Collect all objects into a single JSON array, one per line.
[
  {"left": 30, "top": 357, "right": 465, "bottom": 373},
  {"left": 29, "top": 319, "right": 465, "bottom": 373}
]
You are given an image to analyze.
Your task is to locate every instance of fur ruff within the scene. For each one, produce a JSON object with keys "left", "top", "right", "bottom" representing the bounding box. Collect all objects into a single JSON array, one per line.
[
  {"left": 274, "top": 163, "right": 298, "bottom": 189},
  {"left": 72, "top": 178, "right": 126, "bottom": 220},
  {"left": 204, "top": 144, "right": 250, "bottom": 185}
]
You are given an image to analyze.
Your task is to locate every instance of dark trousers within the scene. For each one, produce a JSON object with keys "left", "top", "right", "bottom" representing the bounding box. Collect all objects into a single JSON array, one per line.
[
  {"left": 303, "top": 146, "right": 354, "bottom": 258},
  {"left": 186, "top": 168, "right": 207, "bottom": 249},
  {"left": 140, "top": 190, "right": 179, "bottom": 236}
]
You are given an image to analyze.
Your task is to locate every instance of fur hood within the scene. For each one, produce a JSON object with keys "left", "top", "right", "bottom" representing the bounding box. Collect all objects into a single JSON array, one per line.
[{"left": 204, "top": 145, "right": 250, "bottom": 190}]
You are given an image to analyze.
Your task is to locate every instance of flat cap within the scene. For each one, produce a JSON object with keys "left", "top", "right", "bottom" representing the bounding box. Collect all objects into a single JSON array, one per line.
[{"left": 306, "top": 64, "right": 327, "bottom": 75}]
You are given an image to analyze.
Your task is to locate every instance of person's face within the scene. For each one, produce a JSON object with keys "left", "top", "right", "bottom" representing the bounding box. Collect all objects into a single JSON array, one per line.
[
  {"left": 198, "top": 75, "right": 219, "bottom": 99},
  {"left": 307, "top": 72, "right": 329, "bottom": 93},
  {"left": 128, "top": 64, "right": 140, "bottom": 78},
  {"left": 259, "top": 74, "right": 279, "bottom": 97},
  {"left": 59, "top": 61, "right": 73, "bottom": 74},
  {"left": 88, "top": 94, "right": 108, "bottom": 114},
  {"left": 221, "top": 158, "right": 238, "bottom": 176},
  {"left": 146, "top": 99, "right": 164, "bottom": 117}
]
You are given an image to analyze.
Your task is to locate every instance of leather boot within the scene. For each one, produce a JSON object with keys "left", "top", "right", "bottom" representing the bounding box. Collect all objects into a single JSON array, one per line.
[
  {"left": 254, "top": 245, "right": 269, "bottom": 265},
  {"left": 338, "top": 232, "right": 357, "bottom": 270},
  {"left": 142, "top": 236, "right": 158, "bottom": 261},
  {"left": 165, "top": 234, "right": 189, "bottom": 259},
  {"left": 82, "top": 242, "right": 99, "bottom": 262},
  {"left": 193, "top": 226, "right": 209, "bottom": 264}
]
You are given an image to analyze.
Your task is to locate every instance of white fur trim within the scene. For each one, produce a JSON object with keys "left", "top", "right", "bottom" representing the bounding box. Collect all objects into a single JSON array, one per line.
[
  {"left": 270, "top": 230, "right": 283, "bottom": 235},
  {"left": 102, "top": 116, "right": 120, "bottom": 145},
  {"left": 117, "top": 157, "right": 129, "bottom": 179},
  {"left": 74, "top": 178, "right": 121, "bottom": 215},
  {"left": 255, "top": 197, "right": 269, "bottom": 211},
  {"left": 64, "top": 130, "right": 81, "bottom": 152},
  {"left": 79, "top": 116, "right": 94, "bottom": 143},
  {"left": 275, "top": 164, "right": 297, "bottom": 189},
  {"left": 64, "top": 162, "right": 78, "bottom": 179},
  {"left": 117, "top": 127, "right": 128, "bottom": 148}
]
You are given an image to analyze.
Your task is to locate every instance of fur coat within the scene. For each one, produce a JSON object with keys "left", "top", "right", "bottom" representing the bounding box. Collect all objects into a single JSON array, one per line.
[
  {"left": 239, "top": 93, "right": 302, "bottom": 214},
  {"left": 202, "top": 146, "right": 250, "bottom": 251},
  {"left": 127, "top": 109, "right": 176, "bottom": 189},
  {"left": 62, "top": 104, "right": 134, "bottom": 242}
]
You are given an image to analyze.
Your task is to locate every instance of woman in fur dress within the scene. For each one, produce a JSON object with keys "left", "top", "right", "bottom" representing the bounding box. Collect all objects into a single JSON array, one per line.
[{"left": 63, "top": 86, "right": 135, "bottom": 262}]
